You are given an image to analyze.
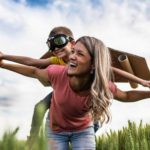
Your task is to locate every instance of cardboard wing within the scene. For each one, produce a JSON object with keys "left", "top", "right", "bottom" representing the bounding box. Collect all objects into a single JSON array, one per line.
[
  {"left": 40, "top": 48, "right": 150, "bottom": 88},
  {"left": 109, "top": 47, "right": 150, "bottom": 86}
]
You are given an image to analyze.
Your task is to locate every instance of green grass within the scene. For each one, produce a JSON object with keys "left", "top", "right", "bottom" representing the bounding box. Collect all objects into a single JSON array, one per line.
[
  {"left": 0, "top": 127, "right": 46, "bottom": 150},
  {"left": 96, "top": 120, "right": 150, "bottom": 150},
  {"left": 0, "top": 121, "right": 150, "bottom": 150}
]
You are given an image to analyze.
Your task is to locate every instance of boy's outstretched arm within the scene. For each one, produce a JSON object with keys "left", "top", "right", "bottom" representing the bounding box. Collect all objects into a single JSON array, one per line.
[
  {"left": 0, "top": 51, "right": 52, "bottom": 68},
  {"left": 0, "top": 60, "right": 50, "bottom": 86},
  {"left": 112, "top": 67, "right": 150, "bottom": 88}
]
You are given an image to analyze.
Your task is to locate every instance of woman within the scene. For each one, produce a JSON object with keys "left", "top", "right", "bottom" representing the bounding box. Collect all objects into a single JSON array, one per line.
[{"left": 0, "top": 36, "right": 150, "bottom": 150}]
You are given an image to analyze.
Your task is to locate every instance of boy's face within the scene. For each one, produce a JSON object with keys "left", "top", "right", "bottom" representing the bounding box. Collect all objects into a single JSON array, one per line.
[
  {"left": 47, "top": 33, "right": 74, "bottom": 62},
  {"left": 52, "top": 42, "right": 73, "bottom": 62}
]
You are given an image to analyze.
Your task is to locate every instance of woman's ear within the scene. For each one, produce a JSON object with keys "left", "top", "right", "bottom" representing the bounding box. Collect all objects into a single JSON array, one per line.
[
  {"left": 91, "top": 64, "right": 95, "bottom": 70},
  {"left": 90, "top": 65, "right": 95, "bottom": 74}
]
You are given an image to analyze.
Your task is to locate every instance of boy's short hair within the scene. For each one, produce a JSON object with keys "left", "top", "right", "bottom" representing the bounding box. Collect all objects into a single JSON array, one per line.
[{"left": 49, "top": 26, "right": 74, "bottom": 39}]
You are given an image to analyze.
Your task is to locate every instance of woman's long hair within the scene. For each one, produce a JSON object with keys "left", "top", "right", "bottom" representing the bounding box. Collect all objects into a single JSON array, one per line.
[{"left": 78, "top": 36, "right": 113, "bottom": 125}]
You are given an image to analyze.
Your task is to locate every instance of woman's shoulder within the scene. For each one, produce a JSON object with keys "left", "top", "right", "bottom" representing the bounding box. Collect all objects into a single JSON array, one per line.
[
  {"left": 47, "top": 64, "right": 66, "bottom": 71},
  {"left": 47, "top": 65, "right": 67, "bottom": 77},
  {"left": 46, "top": 65, "right": 68, "bottom": 84}
]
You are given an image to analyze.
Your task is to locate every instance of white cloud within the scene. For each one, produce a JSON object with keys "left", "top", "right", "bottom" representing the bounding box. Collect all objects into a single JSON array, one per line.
[{"left": 0, "top": 0, "right": 150, "bottom": 139}]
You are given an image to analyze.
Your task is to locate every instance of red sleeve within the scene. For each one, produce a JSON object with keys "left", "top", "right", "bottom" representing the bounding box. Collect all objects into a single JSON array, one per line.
[
  {"left": 109, "top": 81, "right": 117, "bottom": 96},
  {"left": 46, "top": 65, "right": 66, "bottom": 86}
]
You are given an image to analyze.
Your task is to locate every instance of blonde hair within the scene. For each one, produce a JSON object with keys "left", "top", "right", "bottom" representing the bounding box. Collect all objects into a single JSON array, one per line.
[{"left": 77, "top": 36, "right": 113, "bottom": 125}]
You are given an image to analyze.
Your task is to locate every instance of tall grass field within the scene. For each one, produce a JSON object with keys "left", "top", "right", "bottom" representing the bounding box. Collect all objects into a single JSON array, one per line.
[{"left": 0, "top": 121, "right": 150, "bottom": 150}]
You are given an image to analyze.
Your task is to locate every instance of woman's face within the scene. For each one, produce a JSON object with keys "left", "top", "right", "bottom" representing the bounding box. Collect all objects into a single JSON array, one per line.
[{"left": 67, "top": 41, "right": 92, "bottom": 76}]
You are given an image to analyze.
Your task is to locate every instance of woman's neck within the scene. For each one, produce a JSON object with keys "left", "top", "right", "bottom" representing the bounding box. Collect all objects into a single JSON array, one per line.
[{"left": 69, "top": 75, "right": 92, "bottom": 92}]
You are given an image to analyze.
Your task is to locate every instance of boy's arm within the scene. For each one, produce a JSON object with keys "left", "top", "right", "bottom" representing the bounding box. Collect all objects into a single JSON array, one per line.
[
  {"left": 112, "top": 67, "right": 150, "bottom": 88},
  {"left": 0, "top": 60, "right": 50, "bottom": 86},
  {"left": 40, "top": 51, "right": 53, "bottom": 59},
  {"left": 0, "top": 51, "right": 52, "bottom": 68}
]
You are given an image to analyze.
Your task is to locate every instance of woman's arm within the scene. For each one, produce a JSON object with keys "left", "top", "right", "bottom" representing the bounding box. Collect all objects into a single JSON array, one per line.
[
  {"left": 0, "top": 60, "right": 50, "bottom": 86},
  {"left": 114, "top": 88, "right": 150, "bottom": 102},
  {"left": 0, "top": 51, "right": 52, "bottom": 68},
  {"left": 112, "top": 67, "right": 150, "bottom": 88}
]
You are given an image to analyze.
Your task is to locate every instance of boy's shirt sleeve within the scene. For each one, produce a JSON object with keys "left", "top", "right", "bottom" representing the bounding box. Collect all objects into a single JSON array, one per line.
[{"left": 49, "top": 57, "right": 66, "bottom": 65}]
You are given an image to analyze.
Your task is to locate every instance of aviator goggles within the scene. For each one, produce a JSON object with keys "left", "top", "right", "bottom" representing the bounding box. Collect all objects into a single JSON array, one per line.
[{"left": 46, "top": 34, "right": 74, "bottom": 52}]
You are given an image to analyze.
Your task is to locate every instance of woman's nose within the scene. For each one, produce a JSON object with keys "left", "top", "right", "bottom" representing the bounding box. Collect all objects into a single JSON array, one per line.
[{"left": 69, "top": 52, "right": 76, "bottom": 60}]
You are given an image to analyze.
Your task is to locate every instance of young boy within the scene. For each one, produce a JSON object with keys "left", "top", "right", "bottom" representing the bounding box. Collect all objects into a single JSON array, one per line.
[{"left": 0, "top": 26, "right": 150, "bottom": 144}]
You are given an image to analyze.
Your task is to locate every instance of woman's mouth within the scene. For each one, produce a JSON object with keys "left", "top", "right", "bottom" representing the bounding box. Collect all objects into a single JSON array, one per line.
[{"left": 69, "top": 62, "right": 77, "bottom": 68}]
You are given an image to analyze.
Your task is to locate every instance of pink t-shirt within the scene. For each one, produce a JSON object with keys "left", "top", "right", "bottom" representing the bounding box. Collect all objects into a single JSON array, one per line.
[{"left": 47, "top": 65, "right": 117, "bottom": 132}]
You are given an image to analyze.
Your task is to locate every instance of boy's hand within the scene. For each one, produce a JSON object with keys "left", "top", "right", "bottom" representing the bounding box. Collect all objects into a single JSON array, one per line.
[{"left": 142, "top": 80, "right": 150, "bottom": 88}]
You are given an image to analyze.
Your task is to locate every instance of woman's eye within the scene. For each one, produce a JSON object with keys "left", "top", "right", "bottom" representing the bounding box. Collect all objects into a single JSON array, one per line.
[{"left": 78, "top": 52, "right": 83, "bottom": 56}]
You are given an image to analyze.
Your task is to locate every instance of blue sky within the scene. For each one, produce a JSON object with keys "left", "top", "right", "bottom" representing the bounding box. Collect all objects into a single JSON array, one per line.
[
  {"left": 13, "top": 0, "right": 49, "bottom": 6},
  {"left": 13, "top": 0, "right": 102, "bottom": 7},
  {"left": 0, "top": 0, "right": 150, "bottom": 139}
]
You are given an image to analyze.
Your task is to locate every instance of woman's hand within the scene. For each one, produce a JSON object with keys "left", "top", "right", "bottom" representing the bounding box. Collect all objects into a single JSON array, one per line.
[
  {"left": 0, "top": 51, "right": 4, "bottom": 60},
  {"left": 0, "top": 51, "right": 4, "bottom": 67},
  {"left": 0, "top": 59, "right": 3, "bottom": 67}
]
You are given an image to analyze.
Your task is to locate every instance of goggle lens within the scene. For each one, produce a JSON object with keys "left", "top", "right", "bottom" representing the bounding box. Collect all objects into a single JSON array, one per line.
[{"left": 54, "top": 37, "right": 66, "bottom": 45}]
